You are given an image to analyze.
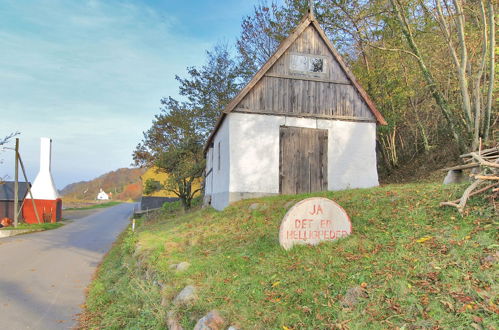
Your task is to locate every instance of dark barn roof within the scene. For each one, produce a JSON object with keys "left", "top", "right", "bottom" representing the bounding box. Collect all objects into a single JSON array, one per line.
[{"left": 0, "top": 181, "right": 30, "bottom": 201}]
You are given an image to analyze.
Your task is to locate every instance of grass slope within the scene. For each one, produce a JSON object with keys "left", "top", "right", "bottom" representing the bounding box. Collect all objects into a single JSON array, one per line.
[{"left": 81, "top": 183, "right": 498, "bottom": 329}]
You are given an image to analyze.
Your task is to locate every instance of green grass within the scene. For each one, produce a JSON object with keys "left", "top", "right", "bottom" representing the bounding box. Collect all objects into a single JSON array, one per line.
[
  {"left": 64, "top": 201, "right": 121, "bottom": 211},
  {"left": 81, "top": 183, "right": 498, "bottom": 329},
  {"left": 0, "top": 222, "right": 64, "bottom": 231}
]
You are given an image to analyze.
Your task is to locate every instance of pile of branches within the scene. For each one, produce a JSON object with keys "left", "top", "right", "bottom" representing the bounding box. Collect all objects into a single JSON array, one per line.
[{"left": 441, "top": 144, "right": 499, "bottom": 214}]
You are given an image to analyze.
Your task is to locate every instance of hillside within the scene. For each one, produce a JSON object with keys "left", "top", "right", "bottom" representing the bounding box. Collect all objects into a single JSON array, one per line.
[
  {"left": 81, "top": 183, "right": 497, "bottom": 329},
  {"left": 60, "top": 167, "right": 146, "bottom": 201}
]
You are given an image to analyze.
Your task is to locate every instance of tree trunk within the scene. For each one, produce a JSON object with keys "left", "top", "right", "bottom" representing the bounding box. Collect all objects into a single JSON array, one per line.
[
  {"left": 483, "top": 0, "right": 495, "bottom": 141},
  {"left": 471, "top": 1, "right": 488, "bottom": 150},
  {"left": 390, "top": 0, "right": 466, "bottom": 151}
]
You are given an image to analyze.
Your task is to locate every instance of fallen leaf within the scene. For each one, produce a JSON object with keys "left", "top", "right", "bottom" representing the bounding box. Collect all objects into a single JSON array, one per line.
[
  {"left": 440, "top": 300, "right": 454, "bottom": 311},
  {"left": 416, "top": 236, "right": 432, "bottom": 243},
  {"left": 472, "top": 316, "right": 482, "bottom": 323}
]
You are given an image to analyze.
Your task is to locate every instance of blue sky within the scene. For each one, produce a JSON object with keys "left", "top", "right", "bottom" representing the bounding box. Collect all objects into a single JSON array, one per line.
[{"left": 0, "top": 0, "right": 258, "bottom": 189}]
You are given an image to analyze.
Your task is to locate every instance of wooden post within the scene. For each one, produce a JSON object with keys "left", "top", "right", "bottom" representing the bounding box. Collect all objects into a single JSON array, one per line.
[
  {"left": 18, "top": 154, "right": 41, "bottom": 224},
  {"left": 14, "top": 138, "right": 19, "bottom": 227},
  {"left": 309, "top": 0, "right": 314, "bottom": 15}
]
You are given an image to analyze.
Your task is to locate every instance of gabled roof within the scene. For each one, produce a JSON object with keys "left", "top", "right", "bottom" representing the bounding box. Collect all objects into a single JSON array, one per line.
[
  {"left": 0, "top": 181, "right": 30, "bottom": 201},
  {"left": 204, "top": 11, "right": 387, "bottom": 154}
]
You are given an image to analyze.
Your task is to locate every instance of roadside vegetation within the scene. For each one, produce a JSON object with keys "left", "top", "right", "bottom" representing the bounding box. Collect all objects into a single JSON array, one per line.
[
  {"left": 81, "top": 183, "right": 498, "bottom": 329},
  {"left": 0, "top": 222, "right": 63, "bottom": 231}
]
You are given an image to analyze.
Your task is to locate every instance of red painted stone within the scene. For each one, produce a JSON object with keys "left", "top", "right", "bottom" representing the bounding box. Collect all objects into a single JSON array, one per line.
[{"left": 22, "top": 199, "right": 62, "bottom": 224}]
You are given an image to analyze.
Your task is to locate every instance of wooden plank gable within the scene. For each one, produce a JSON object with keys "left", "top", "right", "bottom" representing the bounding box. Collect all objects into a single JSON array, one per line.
[
  {"left": 268, "top": 25, "right": 349, "bottom": 82},
  {"left": 235, "top": 24, "right": 375, "bottom": 121}
]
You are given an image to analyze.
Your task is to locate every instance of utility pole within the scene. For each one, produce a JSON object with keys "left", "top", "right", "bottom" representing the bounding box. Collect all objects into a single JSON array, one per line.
[
  {"left": 18, "top": 153, "right": 41, "bottom": 224},
  {"left": 14, "top": 138, "right": 19, "bottom": 227}
]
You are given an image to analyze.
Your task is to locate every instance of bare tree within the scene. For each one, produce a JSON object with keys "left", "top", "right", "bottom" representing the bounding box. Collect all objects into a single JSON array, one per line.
[
  {"left": 0, "top": 132, "right": 20, "bottom": 183},
  {"left": 390, "top": 0, "right": 496, "bottom": 151},
  {"left": 0, "top": 132, "right": 19, "bottom": 147}
]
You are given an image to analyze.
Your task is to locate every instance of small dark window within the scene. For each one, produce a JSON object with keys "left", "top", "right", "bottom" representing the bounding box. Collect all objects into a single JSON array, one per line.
[
  {"left": 217, "top": 142, "right": 221, "bottom": 171},
  {"left": 311, "top": 58, "right": 323, "bottom": 72}
]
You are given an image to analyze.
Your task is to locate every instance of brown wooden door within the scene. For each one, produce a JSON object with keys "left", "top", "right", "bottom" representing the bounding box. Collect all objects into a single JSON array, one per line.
[{"left": 279, "top": 126, "right": 328, "bottom": 194}]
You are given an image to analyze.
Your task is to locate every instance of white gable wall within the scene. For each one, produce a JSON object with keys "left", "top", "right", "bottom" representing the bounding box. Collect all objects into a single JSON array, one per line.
[
  {"left": 205, "top": 112, "right": 379, "bottom": 210},
  {"left": 204, "top": 118, "right": 231, "bottom": 210},
  {"left": 204, "top": 147, "right": 213, "bottom": 200}
]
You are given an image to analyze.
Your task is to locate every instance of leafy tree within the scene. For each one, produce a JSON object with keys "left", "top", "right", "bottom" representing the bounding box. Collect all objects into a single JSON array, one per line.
[
  {"left": 177, "top": 43, "right": 242, "bottom": 137},
  {"left": 134, "top": 99, "right": 198, "bottom": 166},
  {"left": 134, "top": 45, "right": 240, "bottom": 209},
  {"left": 155, "top": 137, "right": 205, "bottom": 209},
  {"left": 143, "top": 179, "right": 163, "bottom": 195},
  {"left": 134, "top": 102, "right": 204, "bottom": 209}
]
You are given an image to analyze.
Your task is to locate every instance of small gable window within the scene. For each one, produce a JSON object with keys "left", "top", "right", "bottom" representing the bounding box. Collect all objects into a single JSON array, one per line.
[{"left": 290, "top": 54, "right": 326, "bottom": 74}]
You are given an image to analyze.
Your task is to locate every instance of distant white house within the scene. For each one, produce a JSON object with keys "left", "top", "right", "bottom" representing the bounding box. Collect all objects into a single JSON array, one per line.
[
  {"left": 203, "top": 11, "right": 386, "bottom": 211},
  {"left": 97, "top": 189, "right": 109, "bottom": 200}
]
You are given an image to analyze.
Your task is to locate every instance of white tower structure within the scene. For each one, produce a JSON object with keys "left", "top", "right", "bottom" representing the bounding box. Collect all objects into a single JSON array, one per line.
[{"left": 27, "top": 137, "right": 59, "bottom": 200}]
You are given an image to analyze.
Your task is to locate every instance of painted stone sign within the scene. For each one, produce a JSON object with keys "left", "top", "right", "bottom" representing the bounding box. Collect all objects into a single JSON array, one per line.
[{"left": 279, "top": 197, "right": 351, "bottom": 250}]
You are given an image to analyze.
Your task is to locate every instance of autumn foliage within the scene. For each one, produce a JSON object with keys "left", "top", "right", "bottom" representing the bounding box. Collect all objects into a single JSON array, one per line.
[{"left": 0, "top": 217, "right": 13, "bottom": 227}]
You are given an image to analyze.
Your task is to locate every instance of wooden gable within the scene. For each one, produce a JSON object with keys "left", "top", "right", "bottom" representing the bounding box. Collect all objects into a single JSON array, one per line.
[{"left": 234, "top": 24, "right": 375, "bottom": 121}]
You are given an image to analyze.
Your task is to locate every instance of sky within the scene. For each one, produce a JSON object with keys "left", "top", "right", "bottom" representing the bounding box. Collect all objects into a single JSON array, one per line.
[{"left": 0, "top": 0, "right": 258, "bottom": 189}]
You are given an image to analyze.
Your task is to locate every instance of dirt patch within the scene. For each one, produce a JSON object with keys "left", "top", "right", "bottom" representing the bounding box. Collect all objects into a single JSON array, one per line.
[{"left": 381, "top": 151, "right": 460, "bottom": 184}]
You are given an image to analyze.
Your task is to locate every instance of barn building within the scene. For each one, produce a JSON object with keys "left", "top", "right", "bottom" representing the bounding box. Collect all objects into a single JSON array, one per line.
[{"left": 204, "top": 11, "right": 386, "bottom": 211}]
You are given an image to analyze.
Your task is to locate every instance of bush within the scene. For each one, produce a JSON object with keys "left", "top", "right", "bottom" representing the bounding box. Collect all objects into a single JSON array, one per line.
[{"left": 161, "top": 196, "right": 202, "bottom": 214}]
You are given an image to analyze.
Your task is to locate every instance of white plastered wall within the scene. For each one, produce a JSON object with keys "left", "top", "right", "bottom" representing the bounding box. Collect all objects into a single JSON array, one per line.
[
  {"left": 207, "top": 112, "right": 379, "bottom": 210},
  {"left": 204, "top": 118, "right": 230, "bottom": 210},
  {"left": 317, "top": 119, "right": 379, "bottom": 190},
  {"left": 204, "top": 147, "right": 213, "bottom": 200},
  {"left": 229, "top": 113, "right": 285, "bottom": 194}
]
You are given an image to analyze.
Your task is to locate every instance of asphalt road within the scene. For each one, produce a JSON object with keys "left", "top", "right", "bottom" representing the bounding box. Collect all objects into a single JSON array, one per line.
[{"left": 0, "top": 203, "right": 136, "bottom": 330}]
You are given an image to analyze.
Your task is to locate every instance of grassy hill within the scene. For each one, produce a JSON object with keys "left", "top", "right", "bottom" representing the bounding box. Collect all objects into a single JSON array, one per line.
[
  {"left": 60, "top": 168, "right": 146, "bottom": 201},
  {"left": 80, "top": 183, "right": 498, "bottom": 329}
]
